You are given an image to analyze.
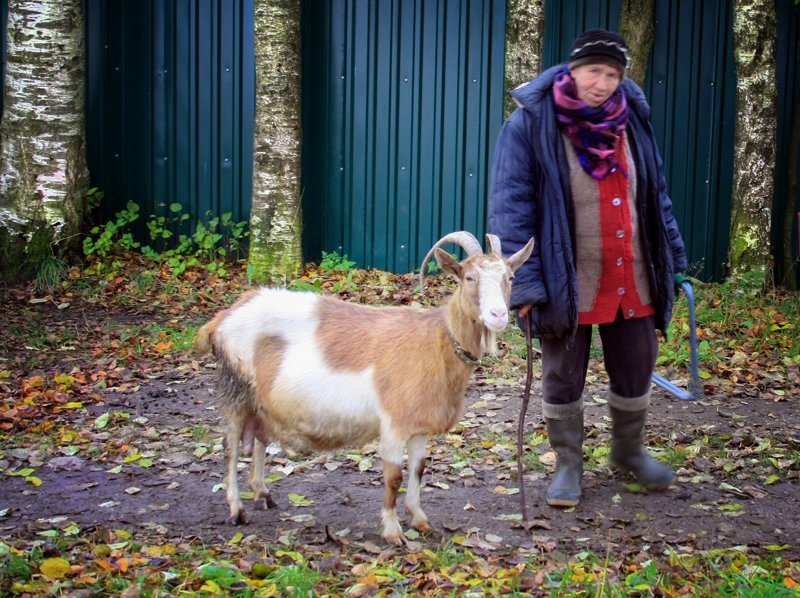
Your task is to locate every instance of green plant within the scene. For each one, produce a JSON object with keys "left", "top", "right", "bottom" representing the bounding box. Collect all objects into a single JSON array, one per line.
[
  {"left": 268, "top": 562, "right": 321, "bottom": 597},
  {"left": 84, "top": 201, "right": 249, "bottom": 278},
  {"left": 319, "top": 250, "right": 356, "bottom": 272},
  {"left": 221, "top": 211, "right": 249, "bottom": 260},
  {"left": 192, "top": 423, "right": 211, "bottom": 442},
  {"left": 288, "top": 278, "right": 323, "bottom": 293},
  {"left": 428, "top": 539, "right": 471, "bottom": 569},
  {"left": 145, "top": 202, "right": 190, "bottom": 252},
  {"left": 33, "top": 256, "right": 67, "bottom": 293},
  {"left": 0, "top": 552, "right": 32, "bottom": 583},
  {"left": 623, "top": 559, "right": 663, "bottom": 593},
  {"left": 85, "top": 187, "right": 105, "bottom": 213},
  {"left": 83, "top": 201, "right": 141, "bottom": 260},
  {"left": 192, "top": 216, "right": 224, "bottom": 261},
  {"left": 330, "top": 270, "right": 359, "bottom": 293}
]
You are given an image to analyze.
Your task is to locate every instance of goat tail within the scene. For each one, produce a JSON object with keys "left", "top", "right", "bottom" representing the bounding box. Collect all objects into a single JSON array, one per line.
[{"left": 194, "top": 322, "right": 214, "bottom": 354}]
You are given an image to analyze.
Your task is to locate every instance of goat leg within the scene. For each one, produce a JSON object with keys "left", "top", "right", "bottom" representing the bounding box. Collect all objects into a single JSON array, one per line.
[
  {"left": 225, "top": 419, "right": 247, "bottom": 525},
  {"left": 380, "top": 460, "right": 406, "bottom": 545},
  {"left": 404, "top": 434, "right": 432, "bottom": 533},
  {"left": 249, "top": 438, "right": 278, "bottom": 509}
]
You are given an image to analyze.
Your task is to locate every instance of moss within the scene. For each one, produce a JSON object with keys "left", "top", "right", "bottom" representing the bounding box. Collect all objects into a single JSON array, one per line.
[
  {"left": 248, "top": 238, "right": 302, "bottom": 285},
  {"left": 0, "top": 220, "right": 57, "bottom": 285}
]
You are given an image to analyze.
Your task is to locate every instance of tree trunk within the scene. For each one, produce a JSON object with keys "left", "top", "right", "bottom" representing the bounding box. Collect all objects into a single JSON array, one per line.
[
  {"left": 727, "top": 0, "right": 777, "bottom": 281},
  {"left": 783, "top": 96, "right": 800, "bottom": 291},
  {"left": 0, "top": 0, "right": 89, "bottom": 284},
  {"left": 504, "top": 0, "right": 545, "bottom": 117},
  {"left": 248, "top": 0, "right": 303, "bottom": 285},
  {"left": 619, "top": 0, "right": 654, "bottom": 88}
]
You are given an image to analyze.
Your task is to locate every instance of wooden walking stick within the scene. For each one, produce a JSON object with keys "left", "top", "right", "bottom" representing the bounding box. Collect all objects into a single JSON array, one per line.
[{"left": 516, "top": 310, "right": 534, "bottom": 525}]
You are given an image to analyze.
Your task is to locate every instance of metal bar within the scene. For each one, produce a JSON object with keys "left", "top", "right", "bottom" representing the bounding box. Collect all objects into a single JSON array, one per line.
[
  {"left": 653, "top": 280, "right": 703, "bottom": 401},
  {"left": 682, "top": 280, "right": 703, "bottom": 399}
]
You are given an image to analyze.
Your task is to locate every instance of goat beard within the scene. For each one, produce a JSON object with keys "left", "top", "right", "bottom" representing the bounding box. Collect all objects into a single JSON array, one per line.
[{"left": 481, "top": 329, "right": 498, "bottom": 358}]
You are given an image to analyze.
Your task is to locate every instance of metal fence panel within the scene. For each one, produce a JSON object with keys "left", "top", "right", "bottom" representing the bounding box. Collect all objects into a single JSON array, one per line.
[
  {"left": 775, "top": 0, "right": 800, "bottom": 285},
  {"left": 301, "top": 0, "right": 507, "bottom": 273},
  {"left": 85, "top": 0, "right": 255, "bottom": 238}
]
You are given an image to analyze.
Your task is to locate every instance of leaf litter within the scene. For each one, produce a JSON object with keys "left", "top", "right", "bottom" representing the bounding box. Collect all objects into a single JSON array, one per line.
[{"left": 0, "top": 257, "right": 798, "bottom": 594}]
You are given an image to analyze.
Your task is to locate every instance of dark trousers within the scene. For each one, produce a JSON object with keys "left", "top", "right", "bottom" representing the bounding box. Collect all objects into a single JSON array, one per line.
[{"left": 541, "top": 312, "right": 658, "bottom": 405}]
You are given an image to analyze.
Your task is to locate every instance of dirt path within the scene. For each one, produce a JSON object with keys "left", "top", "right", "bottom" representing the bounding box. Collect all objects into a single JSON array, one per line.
[{"left": 3, "top": 358, "right": 798, "bottom": 560}]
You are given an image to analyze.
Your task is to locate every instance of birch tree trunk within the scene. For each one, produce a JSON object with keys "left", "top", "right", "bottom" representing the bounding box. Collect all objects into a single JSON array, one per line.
[
  {"left": 0, "top": 0, "right": 89, "bottom": 283},
  {"left": 619, "top": 0, "right": 654, "bottom": 88},
  {"left": 248, "top": 0, "right": 303, "bottom": 284},
  {"left": 504, "top": 0, "right": 545, "bottom": 117},
  {"left": 727, "top": 0, "right": 777, "bottom": 280}
]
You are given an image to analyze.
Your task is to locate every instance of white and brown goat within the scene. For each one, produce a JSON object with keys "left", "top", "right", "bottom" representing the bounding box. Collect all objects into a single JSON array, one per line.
[{"left": 194, "top": 231, "right": 534, "bottom": 544}]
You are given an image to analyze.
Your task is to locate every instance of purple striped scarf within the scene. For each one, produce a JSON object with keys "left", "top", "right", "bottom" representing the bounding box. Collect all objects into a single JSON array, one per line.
[{"left": 552, "top": 67, "right": 629, "bottom": 180}]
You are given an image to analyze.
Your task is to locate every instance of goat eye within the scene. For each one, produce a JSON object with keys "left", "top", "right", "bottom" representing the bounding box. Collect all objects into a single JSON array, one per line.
[{"left": 465, "top": 275, "right": 475, "bottom": 283}]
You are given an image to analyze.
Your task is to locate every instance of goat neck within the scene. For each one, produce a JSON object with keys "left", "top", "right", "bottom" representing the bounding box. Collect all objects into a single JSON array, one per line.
[{"left": 443, "top": 285, "right": 488, "bottom": 368}]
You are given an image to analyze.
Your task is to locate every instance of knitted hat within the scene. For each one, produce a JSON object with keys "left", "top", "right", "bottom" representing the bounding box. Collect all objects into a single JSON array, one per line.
[{"left": 568, "top": 28, "right": 630, "bottom": 74}]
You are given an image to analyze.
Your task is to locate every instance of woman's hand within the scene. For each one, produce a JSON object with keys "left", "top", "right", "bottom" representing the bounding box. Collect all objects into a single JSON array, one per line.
[{"left": 518, "top": 304, "right": 532, "bottom": 318}]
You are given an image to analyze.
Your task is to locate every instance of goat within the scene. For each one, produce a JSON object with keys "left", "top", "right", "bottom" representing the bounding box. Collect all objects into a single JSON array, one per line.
[{"left": 194, "top": 231, "right": 534, "bottom": 544}]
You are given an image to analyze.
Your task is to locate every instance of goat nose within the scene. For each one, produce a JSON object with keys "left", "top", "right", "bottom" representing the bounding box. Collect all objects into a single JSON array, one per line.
[{"left": 490, "top": 307, "right": 507, "bottom": 320}]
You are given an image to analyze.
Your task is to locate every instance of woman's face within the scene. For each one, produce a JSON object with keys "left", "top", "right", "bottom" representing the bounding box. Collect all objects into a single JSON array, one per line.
[{"left": 570, "top": 63, "right": 622, "bottom": 107}]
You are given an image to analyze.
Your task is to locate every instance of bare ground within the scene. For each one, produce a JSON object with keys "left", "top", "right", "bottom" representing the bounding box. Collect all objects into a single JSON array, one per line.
[{"left": 2, "top": 339, "right": 799, "bottom": 561}]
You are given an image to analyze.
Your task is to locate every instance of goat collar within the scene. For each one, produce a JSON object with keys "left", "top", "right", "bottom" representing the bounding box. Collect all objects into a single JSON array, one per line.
[{"left": 447, "top": 330, "right": 481, "bottom": 367}]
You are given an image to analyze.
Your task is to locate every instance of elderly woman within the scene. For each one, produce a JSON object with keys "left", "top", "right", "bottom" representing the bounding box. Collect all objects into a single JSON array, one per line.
[{"left": 489, "top": 29, "right": 688, "bottom": 507}]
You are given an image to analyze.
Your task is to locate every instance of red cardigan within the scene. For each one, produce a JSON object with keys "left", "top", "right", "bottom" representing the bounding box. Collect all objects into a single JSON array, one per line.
[{"left": 564, "top": 133, "right": 654, "bottom": 325}]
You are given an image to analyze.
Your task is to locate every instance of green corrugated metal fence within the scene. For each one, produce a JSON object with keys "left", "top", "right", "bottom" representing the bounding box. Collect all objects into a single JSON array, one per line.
[
  {"left": 85, "top": 0, "right": 255, "bottom": 238},
  {"left": 300, "top": 0, "right": 507, "bottom": 273},
  {"left": 776, "top": 1, "right": 800, "bottom": 286}
]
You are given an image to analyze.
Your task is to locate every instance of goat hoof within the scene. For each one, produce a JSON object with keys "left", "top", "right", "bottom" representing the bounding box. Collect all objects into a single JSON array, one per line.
[
  {"left": 230, "top": 510, "right": 247, "bottom": 525},
  {"left": 253, "top": 489, "right": 277, "bottom": 510},
  {"left": 382, "top": 525, "right": 407, "bottom": 546},
  {"left": 383, "top": 532, "right": 406, "bottom": 546},
  {"left": 413, "top": 521, "right": 432, "bottom": 534}
]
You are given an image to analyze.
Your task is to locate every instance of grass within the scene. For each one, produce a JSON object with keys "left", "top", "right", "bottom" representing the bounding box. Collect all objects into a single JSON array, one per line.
[
  {"left": 98, "top": 320, "right": 198, "bottom": 356},
  {"left": 664, "top": 276, "right": 800, "bottom": 371},
  {"left": 33, "top": 256, "right": 68, "bottom": 294},
  {"left": 268, "top": 561, "right": 322, "bottom": 596}
]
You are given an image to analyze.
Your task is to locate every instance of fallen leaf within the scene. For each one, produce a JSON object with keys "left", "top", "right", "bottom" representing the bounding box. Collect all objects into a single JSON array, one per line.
[
  {"left": 622, "top": 482, "right": 647, "bottom": 494},
  {"left": 538, "top": 452, "right": 557, "bottom": 467},
  {"left": 40, "top": 557, "right": 71, "bottom": 579},
  {"left": 288, "top": 493, "right": 313, "bottom": 506}
]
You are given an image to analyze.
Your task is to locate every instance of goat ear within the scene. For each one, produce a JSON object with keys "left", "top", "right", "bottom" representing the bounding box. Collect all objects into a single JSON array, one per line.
[
  {"left": 434, "top": 247, "right": 462, "bottom": 279},
  {"left": 505, "top": 237, "right": 535, "bottom": 272}
]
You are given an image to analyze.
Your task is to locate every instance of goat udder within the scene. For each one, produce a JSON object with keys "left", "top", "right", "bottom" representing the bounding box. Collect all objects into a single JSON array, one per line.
[{"left": 240, "top": 417, "right": 269, "bottom": 455}]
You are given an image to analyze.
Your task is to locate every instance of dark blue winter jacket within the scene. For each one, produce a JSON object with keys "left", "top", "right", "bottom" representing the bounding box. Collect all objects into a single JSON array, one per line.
[{"left": 488, "top": 65, "right": 688, "bottom": 339}]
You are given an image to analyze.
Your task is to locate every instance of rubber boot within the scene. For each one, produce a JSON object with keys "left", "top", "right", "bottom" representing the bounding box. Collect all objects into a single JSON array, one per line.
[
  {"left": 608, "top": 391, "right": 676, "bottom": 490},
  {"left": 543, "top": 400, "right": 584, "bottom": 507}
]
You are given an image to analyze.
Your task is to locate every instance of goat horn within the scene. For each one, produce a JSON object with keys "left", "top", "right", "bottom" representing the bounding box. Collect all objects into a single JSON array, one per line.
[
  {"left": 418, "top": 231, "right": 482, "bottom": 289},
  {"left": 486, "top": 234, "right": 503, "bottom": 257}
]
